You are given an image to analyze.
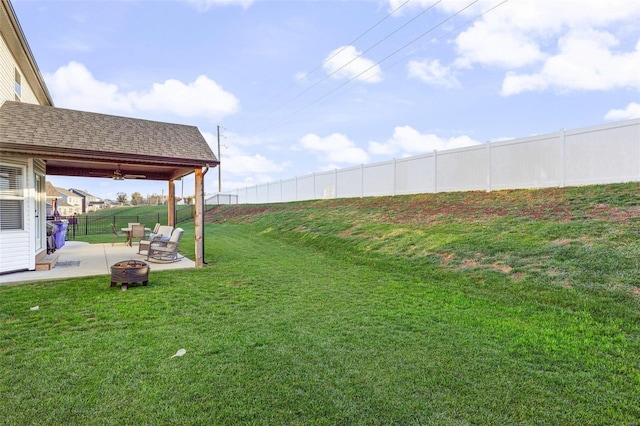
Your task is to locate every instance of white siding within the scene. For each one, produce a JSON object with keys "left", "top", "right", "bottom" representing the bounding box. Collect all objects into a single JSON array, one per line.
[
  {"left": 0, "top": 230, "right": 30, "bottom": 273},
  {"left": 0, "top": 158, "right": 30, "bottom": 273},
  {"left": 0, "top": 32, "right": 38, "bottom": 105},
  {"left": 0, "top": 33, "right": 13, "bottom": 102}
]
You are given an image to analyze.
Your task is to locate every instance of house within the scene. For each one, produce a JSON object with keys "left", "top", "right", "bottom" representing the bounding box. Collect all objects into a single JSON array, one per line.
[
  {"left": 0, "top": 0, "right": 218, "bottom": 274},
  {"left": 44, "top": 182, "right": 81, "bottom": 217},
  {"left": 68, "top": 188, "right": 104, "bottom": 213},
  {"left": 53, "top": 187, "right": 82, "bottom": 216},
  {"left": 45, "top": 181, "right": 58, "bottom": 218},
  {"left": 0, "top": 0, "right": 53, "bottom": 273}
]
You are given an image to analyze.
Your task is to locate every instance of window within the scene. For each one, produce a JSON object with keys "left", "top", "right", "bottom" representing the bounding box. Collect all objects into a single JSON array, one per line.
[
  {"left": 0, "top": 164, "right": 25, "bottom": 230},
  {"left": 14, "top": 68, "right": 21, "bottom": 99}
]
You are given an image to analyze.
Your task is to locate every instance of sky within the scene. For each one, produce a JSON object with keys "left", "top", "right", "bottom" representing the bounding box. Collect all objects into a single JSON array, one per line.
[{"left": 11, "top": 0, "right": 640, "bottom": 201}]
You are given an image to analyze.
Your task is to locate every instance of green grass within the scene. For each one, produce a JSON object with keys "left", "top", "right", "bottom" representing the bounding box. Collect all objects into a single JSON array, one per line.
[{"left": 2, "top": 183, "right": 639, "bottom": 424}]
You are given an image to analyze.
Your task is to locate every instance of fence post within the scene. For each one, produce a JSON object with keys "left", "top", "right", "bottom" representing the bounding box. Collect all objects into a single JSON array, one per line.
[
  {"left": 335, "top": 168, "right": 338, "bottom": 199},
  {"left": 433, "top": 150, "right": 438, "bottom": 194},
  {"left": 560, "top": 128, "right": 566, "bottom": 188},
  {"left": 487, "top": 142, "right": 492, "bottom": 192},
  {"left": 361, "top": 164, "right": 364, "bottom": 198},
  {"left": 393, "top": 158, "right": 397, "bottom": 196}
]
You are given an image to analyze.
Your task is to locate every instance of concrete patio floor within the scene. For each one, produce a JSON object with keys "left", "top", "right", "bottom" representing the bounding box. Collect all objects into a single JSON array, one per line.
[{"left": 0, "top": 241, "right": 195, "bottom": 285}]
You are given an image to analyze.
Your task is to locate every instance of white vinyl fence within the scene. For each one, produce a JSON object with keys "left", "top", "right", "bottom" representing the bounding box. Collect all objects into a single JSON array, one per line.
[
  {"left": 205, "top": 193, "right": 238, "bottom": 205},
  {"left": 228, "top": 119, "right": 640, "bottom": 204}
]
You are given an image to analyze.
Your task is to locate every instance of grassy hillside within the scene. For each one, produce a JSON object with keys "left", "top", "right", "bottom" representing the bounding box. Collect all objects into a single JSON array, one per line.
[
  {"left": 206, "top": 182, "right": 640, "bottom": 295},
  {"left": 85, "top": 204, "right": 194, "bottom": 217}
]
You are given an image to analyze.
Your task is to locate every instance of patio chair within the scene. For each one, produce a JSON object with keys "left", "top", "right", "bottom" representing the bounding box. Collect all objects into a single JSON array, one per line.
[
  {"left": 147, "top": 228, "right": 184, "bottom": 263},
  {"left": 130, "top": 224, "right": 146, "bottom": 247},
  {"left": 110, "top": 223, "right": 127, "bottom": 246},
  {"left": 138, "top": 225, "right": 174, "bottom": 254},
  {"left": 147, "top": 223, "right": 161, "bottom": 237}
]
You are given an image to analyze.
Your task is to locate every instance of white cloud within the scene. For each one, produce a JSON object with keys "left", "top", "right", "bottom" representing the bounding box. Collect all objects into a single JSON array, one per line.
[
  {"left": 407, "top": 58, "right": 460, "bottom": 88},
  {"left": 501, "top": 31, "right": 640, "bottom": 95},
  {"left": 369, "top": 125, "right": 481, "bottom": 157},
  {"left": 45, "top": 62, "right": 128, "bottom": 113},
  {"left": 298, "top": 133, "right": 369, "bottom": 164},
  {"left": 323, "top": 45, "right": 382, "bottom": 83},
  {"left": 134, "top": 75, "right": 240, "bottom": 118},
  {"left": 390, "top": 0, "right": 640, "bottom": 95},
  {"left": 223, "top": 153, "right": 284, "bottom": 176},
  {"left": 45, "top": 61, "right": 240, "bottom": 120},
  {"left": 200, "top": 131, "right": 286, "bottom": 176},
  {"left": 605, "top": 102, "right": 640, "bottom": 120},
  {"left": 454, "top": 23, "right": 545, "bottom": 69},
  {"left": 185, "top": 0, "right": 254, "bottom": 11}
]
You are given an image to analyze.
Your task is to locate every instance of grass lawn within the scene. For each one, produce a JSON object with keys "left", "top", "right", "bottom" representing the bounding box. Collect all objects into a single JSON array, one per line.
[{"left": 2, "top": 183, "right": 639, "bottom": 424}]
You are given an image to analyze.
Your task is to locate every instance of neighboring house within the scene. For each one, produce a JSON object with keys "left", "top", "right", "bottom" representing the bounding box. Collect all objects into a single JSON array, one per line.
[
  {"left": 53, "top": 187, "right": 82, "bottom": 216},
  {"left": 45, "top": 181, "right": 58, "bottom": 217},
  {"left": 68, "top": 188, "right": 103, "bottom": 213},
  {"left": 148, "top": 195, "right": 165, "bottom": 206},
  {"left": 0, "top": 0, "right": 218, "bottom": 274}
]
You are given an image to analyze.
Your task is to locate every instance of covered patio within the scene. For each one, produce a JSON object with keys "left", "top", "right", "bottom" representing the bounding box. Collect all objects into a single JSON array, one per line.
[
  {"left": 0, "top": 101, "right": 218, "bottom": 273},
  {"left": 0, "top": 240, "right": 195, "bottom": 285}
]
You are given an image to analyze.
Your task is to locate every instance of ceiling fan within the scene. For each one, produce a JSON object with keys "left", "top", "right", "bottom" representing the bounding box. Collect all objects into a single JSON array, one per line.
[{"left": 90, "top": 165, "right": 146, "bottom": 180}]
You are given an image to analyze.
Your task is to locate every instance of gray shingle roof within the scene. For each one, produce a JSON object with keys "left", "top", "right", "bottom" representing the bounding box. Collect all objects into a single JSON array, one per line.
[{"left": 0, "top": 101, "right": 218, "bottom": 167}]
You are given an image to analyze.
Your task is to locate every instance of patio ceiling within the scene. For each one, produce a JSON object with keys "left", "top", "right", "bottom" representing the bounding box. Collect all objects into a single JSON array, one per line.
[{"left": 0, "top": 101, "right": 218, "bottom": 181}]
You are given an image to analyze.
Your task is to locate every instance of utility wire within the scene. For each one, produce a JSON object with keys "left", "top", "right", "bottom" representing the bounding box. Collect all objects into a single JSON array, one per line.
[
  {"left": 273, "top": 0, "right": 443, "bottom": 108},
  {"left": 254, "top": 0, "right": 412, "bottom": 113},
  {"left": 257, "top": 0, "right": 483, "bottom": 134},
  {"left": 362, "top": 0, "right": 512, "bottom": 84},
  {"left": 299, "top": 0, "right": 414, "bottom": 83}
]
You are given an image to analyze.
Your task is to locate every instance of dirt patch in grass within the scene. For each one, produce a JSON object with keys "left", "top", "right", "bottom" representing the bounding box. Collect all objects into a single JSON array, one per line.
[
  {"left": 439, "top": 252, "right": 516, "bottom": 277},
  {"left": 585, "top": 204, "right": 640, "bottom": 222}
]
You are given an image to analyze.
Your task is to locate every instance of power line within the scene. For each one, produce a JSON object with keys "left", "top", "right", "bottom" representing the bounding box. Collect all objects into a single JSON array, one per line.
[
  {"left": 254, "top": 0, "right": 413, "bottom": 114},
  {"left": 363, "top": 0, "right": 513, "bottom": 84},
  {"left": 271, "top": 0, "right": 443, "bottom": 109},
  {"left": 256, "top": 0, "right": 487, "bottom": 134},
  {"left": 299, "top": 0, "right": 414, "bottom": 83}
]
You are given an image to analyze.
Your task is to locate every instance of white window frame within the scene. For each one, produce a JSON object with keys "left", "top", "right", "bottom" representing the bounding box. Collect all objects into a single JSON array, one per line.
[{"left": 0, "top": 162, "right": 26, "bottom": 231}]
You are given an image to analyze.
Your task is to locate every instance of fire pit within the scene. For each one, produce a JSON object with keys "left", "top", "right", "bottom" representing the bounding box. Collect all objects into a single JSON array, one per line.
[{"left": 110, "top": 260, "right": 150, "bottom": 290}]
